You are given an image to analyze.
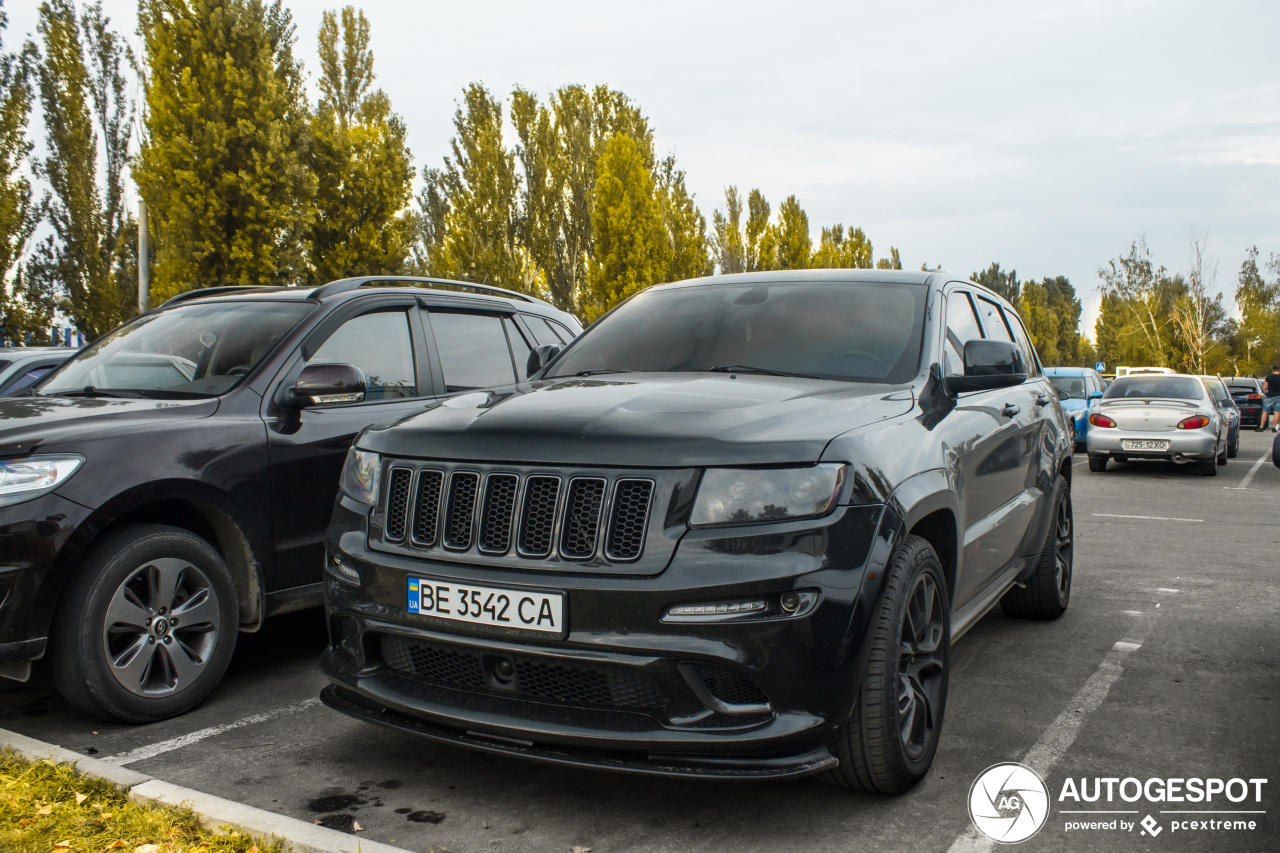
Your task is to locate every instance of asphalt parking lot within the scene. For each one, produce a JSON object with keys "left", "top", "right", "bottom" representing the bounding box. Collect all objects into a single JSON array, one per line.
[{"left": 4, "top": 431, "right": 1278, "bottom": 853}]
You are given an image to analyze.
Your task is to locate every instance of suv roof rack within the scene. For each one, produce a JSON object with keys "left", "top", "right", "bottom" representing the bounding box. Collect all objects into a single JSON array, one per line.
[
  {"left": 162, "top": 285, "right": 290, "bottom": 306},
  {"left": 308, "top": 276, "right": 543, "bottom": 305}
]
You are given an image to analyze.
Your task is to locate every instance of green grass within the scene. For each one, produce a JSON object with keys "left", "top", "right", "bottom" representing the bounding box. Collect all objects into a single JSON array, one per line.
[{"left": 0, "top": 749, "right": 285, "bottom": 853}]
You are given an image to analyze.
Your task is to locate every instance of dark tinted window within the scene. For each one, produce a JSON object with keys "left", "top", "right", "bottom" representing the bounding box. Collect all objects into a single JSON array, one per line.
[
  {"left": 1228, "top": 383, "right": 1261, "bottom": 396},
  {"left": 975, "top": 297, "right": 1014, "bottom": 342},
  {"left": 549, "top": 281, "right": 925, "bottom": 384},
  {"left": 505, "top": 318, "right": 533, "bottom": 377},
  {"left": 1104, "top": 376, "right": 1205, "bottom": 401},
  {"left": 1002, "top": 308, "right": 1041, "bottom": 376},
  {"left": 0, "top": 359, "right": 11, "bottom": 371},
  {"left": 309, "top": 310, "right": 416, "bottom": 400},
  {"left": 431, "top": 312, "right": 517, "bottom": 390},
  {"left": 523, "top": 316, "right": 561, "bottom": 347},
  {"left": 944, "top": 291, "right": 984, "bottom": 376},
  {"left": 3, "top": 365, "right": 55, "bottom": 395},
  {"left": 548, "top": 320, "right": 574, "bottom": 343}
]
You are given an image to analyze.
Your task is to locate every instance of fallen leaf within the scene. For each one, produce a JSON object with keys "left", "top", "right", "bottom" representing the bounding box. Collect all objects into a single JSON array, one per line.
[
  {"left": 572, "top": 847, "right": 593, "bottom": 853},
  {"left": 53, "top": 841, "right": 71, "bottom": 848},
  {"left": 36, "top": 804, "right": 54, "bottom": 815},
  {"left": 104, "top": 842, "right": 125, "bottom": 850},
  {"left": 75, "top": 793, "right": 88, "bottom": 805},
  {"left": 101, "top": 813, "right": 113, "bottom": 820},
  {"left": 248, "top": 847, "right": 259, "bottom": 853},
  {"left": 313, "top": 820, "right": 323, "bottom": 825},
  {"left": 353, "top": 821, "right": 364, "bottom": 832},
  {"left": 134, "top": 845, "right": 161, "bottom": 853}
]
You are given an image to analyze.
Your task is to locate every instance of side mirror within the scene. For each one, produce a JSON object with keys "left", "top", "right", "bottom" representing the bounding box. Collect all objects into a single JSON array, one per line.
[
  {"left": 1088, "top": 391, "right": 1104, "bottom": 401},
  {"left": 292, "top": 363, "right": 365, "bottom": 407},
  {"left": 526, "top": 344, "right": 561, "bottom": 378},
  {"left": 946, "top": 340, "right": 1026, "bottom": 394}
]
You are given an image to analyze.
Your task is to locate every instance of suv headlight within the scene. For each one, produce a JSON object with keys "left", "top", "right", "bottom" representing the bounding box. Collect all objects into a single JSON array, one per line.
[
  {"left": 690, "top": 464, "right": 847, "bottom": 527},
  {"left": 340, "top": 447, "right": 382, "bottom": 506},
  {"left": 0, "top": 455, "right": 85, "bottom": 507}
]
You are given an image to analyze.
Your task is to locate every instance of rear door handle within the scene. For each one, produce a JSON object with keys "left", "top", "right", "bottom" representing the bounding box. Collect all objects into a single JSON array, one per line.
[
  {"left": 1002, "top": 403, "right": 1021, "bottom": 418},
  {"left": 1035, "top": 395, "right": 1051, "bottom": 407}
]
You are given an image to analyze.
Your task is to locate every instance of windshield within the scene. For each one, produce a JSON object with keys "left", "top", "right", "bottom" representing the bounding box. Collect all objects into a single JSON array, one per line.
[
  {"left": 40, "top": 301, "right": 313, "bottom": 398},
  {"left": 549, "top": 281, "right": 925, "bottom": 384},
  {"left": 1103, "top": 376, "right": 1205, "bottom": 402},
  {"left": 1048, "top": 376, "right": 1086, "bottom": 399}
]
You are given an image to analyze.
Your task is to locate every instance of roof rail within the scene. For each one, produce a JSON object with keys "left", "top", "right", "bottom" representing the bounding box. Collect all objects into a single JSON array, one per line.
[
  {"left": 307, "top": 276, "right": 543, "bottom": 305},
  {"left": 161, "top": 285, "right": 289, "bottom": 307}
]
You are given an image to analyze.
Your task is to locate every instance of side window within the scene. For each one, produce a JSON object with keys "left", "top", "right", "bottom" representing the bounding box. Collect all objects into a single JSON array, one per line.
[
  {"left": 975, "top": 297, "right": 1015, "bottom": 343},
  {"left": 1210, "top": 381, "right": 1229, "bottom": 405},
  {"left": 430, "top": 311, "right": 517, "bottom": 391},
  {"left": 505, "top": 317, "right": 533, "bottom": 377},
  {"left": 309, "top": 310, "right": 417, "bottom": 401},
  {"left": 944, "top": 291, "right": 984, "bottom": 376},
  {"left": 548, "top": 320, "right": 575, "bottom": 343},
  {"left": 1002, "top": 307, "right": 1041, "bottom": 376},
  {"left": 1, "top": 365, "right": 54, "bottom": 395},
  {"left": 521, "top": 315, "right": 559, "bottom": 348}
]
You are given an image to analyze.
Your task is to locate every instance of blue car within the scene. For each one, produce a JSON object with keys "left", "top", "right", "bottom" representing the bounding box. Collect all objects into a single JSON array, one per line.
[{"left": 1044, "top": 366, "right": 1106, "bottom": 450}]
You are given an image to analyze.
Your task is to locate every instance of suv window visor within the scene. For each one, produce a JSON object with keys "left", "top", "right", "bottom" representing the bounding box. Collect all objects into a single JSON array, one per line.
[
  {"left": 39, "top": 302, "right": 313, "bottom": 398},
  {"left": 547, "top": 281, "right": 926, "bottom": 384}
]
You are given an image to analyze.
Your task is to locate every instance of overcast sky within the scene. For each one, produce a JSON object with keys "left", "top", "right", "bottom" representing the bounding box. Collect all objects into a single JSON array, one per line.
[{"left": 9, "top": 0, "right": 1280, "bottom": 340}]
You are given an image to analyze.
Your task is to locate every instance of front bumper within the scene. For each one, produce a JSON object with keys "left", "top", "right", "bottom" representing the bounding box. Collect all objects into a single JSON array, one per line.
[
  {"left": 321, "top": 496, "right": 901, "bottom": 778},
  {"left": 1085, "top": 428, "right": 1217, "bottom": 460},
  {"left": 0, "top": 493, "right": 95, "bottom": 664}
]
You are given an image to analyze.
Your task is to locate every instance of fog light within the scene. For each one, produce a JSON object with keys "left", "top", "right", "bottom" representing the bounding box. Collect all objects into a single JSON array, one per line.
[
  {"left": 326, "top": 554, "right": 361, "bottom": 584},
  {"left": 780, "top": 592, "right": 802, "bottom": 613}
]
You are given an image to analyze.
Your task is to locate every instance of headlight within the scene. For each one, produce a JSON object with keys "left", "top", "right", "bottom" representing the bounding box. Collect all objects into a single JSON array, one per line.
[
  {"left": 339, "top": 447, "right": 381, "bottom": 506},
  {"left": 0, "top": 455, "right": 84, "bottom": 507},
  {"left": 690, "top": 464, "right": 847, "bottom": 527}
]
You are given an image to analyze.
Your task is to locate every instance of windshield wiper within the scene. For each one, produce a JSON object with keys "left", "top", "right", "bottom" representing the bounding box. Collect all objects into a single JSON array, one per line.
[
  {"left": 46, "top": 386, "right": 144, "bottom": 399},
  {"left": 708, "top": 364, "right": 825, "bottom": 380},
  {"left": 573, "top": 368, "right": 635, "bottom": 377}
]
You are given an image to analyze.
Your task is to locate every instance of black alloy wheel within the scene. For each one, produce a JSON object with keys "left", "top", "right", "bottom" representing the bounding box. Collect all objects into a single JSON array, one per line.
[
  {"left": 1002, "top": 474, "right": 1073, "bottom": 619},
  {"left": 897, "top": 572, "right": 947, "bottom": 761}
]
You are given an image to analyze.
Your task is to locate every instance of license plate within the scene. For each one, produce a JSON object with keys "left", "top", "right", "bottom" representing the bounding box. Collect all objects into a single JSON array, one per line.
[
  {"left": 407, "top": 577, "right": 565, "bottom": 635},
  {"left": 1121, "top": 439, "right": 1170, "bottom": 451}
]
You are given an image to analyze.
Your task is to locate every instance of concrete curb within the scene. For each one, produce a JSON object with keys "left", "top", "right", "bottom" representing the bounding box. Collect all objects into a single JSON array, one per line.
[{"left": 1, "top": 727, "right": 409, "bottom": 853}]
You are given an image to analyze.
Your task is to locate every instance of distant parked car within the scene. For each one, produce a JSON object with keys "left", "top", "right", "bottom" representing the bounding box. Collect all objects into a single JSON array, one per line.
[
  {"left": 1226, "top": 378, "right": 1264, "bottom": 429},
  {"left": 1086, "top": 374, "right": 1227, "bottom": 475},
  {"left": 0, "top": 348, "right": 78, "bottom": 396},
  {"left": 1044, "top": 366, "right": 1105, "bottom": 450},
  {"left": 1197, "top": 376, "right": 1240, "bottom": 458}
]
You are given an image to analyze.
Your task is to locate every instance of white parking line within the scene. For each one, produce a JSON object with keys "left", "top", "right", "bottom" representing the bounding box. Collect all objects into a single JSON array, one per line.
[
  {"left": 102, "top": 698, "right": 321, "bottom": 766},
  {"left": 947, "top": 639, "right": 1146, "bottom": 853},
  {"left": 1224, "top": 452, "right": 1269, "bottom": 490},
  {"left": 1090, "top": 513, "right": 1203, "bottom": 523}
]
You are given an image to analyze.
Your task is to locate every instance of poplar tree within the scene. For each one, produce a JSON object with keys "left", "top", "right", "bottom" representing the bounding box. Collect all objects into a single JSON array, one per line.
[
  {"left": 760, "top": 194, "right": 811, "bottom": 270},
  {"left": 0, "top": 3, "right": 50, "bottom": 342},
  {"left": 134, "top": 0, "right": 315, "bottom": 298},
  {"left": 711, "top": 186, "right": 745, "bottom": 274},
  {"left": 307, "top": 6, "right": 414, "bottom": 284},
  {"left": 31, "top": 0, "right": 135, "bottom": 340},
  {"left": 655, "top": 154, "right": 711, "bottom": 282},
  {"left": 583, "top": 133, "right": 666, "bottom": 321},
  {"left": 875, "top": 247, "right": 903, "bottom": 269},
  {"left": 811, "top": 224, "right": 873, "bottom": 269},
  {"left": 972, "top": 261, "right": 1021, "bottom": 303},
  {"left": 1234, "top": 247, "right": 1279, "bottom": 374}
]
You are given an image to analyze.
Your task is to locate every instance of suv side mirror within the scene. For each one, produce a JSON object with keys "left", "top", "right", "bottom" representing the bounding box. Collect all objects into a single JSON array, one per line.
[
  {"left": 947, "top": 340, "right": 1026, "bottom": 393},
  {"left": 292, "top": 363, "right": 365, "bottom": 407},
  {"left": 526, "top": 344, "right": 561, "bottom": 378}
]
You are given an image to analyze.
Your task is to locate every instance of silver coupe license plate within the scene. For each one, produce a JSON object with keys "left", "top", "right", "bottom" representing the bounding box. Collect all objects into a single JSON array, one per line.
[
  {"left": 1121, "top": 439, "right": 1170, "bottom": 451},
  {"left": 407, "top": 577, "right": 565, "bottom": 635}
]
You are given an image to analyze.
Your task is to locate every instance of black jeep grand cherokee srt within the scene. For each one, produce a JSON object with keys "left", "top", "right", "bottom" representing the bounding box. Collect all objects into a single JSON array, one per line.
[
  {"left": 0, "top": 277, "right": 579, "bottom": 722},
  {"left": 321, "top": 269, "right": 1075, "bottom": 793}
]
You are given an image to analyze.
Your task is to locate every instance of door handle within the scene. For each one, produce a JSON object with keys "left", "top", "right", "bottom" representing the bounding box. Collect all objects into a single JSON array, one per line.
[
  {"left": 1035, "top": 395, "right": 1051, "bottom": 407},
  {"left": 1002, "top": 403, "right": 1021, "bottom": 418}
]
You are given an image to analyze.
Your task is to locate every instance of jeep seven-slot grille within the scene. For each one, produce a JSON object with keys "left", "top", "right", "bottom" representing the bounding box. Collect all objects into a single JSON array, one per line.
[{"left": 381, "top": 466, "right": 656, "bottom": 564}]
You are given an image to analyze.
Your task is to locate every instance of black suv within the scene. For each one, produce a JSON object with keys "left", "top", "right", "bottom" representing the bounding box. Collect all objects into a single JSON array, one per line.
[
  {"left": 320, "top": 269, "right": 1075, "bottom": 793},
  {"left": 0, "top": 277, "right": 580, "bottom": 722}
]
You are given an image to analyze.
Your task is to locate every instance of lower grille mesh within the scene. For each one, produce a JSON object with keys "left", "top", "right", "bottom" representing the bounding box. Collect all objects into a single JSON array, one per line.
[{"left": 691, "top": 663, "right": 770, "bottom": 707}]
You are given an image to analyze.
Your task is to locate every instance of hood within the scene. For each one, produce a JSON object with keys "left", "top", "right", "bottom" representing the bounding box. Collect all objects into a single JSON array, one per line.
[
  {"left": 1059, "top": 398, "right": 1088, "bottom": 414},
  {"left": 360, "top": 373, "right": 914, "bottom": 467},
  {"left": 0, "top": 395, "right": 220, "bottom": 456}
]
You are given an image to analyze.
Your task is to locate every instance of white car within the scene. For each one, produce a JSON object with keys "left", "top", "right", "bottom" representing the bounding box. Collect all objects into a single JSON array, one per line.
[{"left": 1086, "top": 374, "right": 1227, "bottom": 476}]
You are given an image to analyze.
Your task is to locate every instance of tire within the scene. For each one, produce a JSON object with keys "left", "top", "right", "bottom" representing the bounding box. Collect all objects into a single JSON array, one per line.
[
  {"left": 822, "top": 535, "right": 949, "bottom": 794},
  {"left": 1218, "top": 445, "right": 1228, "bottom": 465},
  {"left": 1087, "top": 455, "right": 1107, "bottom": 472},
  {"left": 1198, "top": 458, "right": 1218, "bottom": 477},
  {"left": 1228, "top": 433, "right": 1239, "bottom": 459},
  {"left": 47, "top": 524, "right": 238, "bottom": 723},
  {"left": 1001, "top": 475, "right": 1072, "bottom": 620},
  {"left": 1272, "top": 432, "right": 1280, "bottom": 469}
]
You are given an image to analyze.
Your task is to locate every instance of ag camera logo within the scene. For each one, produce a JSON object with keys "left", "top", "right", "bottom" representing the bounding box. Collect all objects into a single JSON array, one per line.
[{"left": 969, "top": 763, "right": 1050, "bottom": 843}]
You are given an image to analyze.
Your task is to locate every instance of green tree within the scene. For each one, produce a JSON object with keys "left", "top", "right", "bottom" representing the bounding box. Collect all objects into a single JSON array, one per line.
[
  {"left": 427, "top": 82, "right": 525, "bottom": 288},
  {"left": 972, "top": 262, "right": 1020, "bottom": 303},
  {"left": 759, "top": 194, "right": 811, "bottom": 270},
  {"left": 0, "top": 3, "right": 50, "bottom": 343},
  {"left": 583, "top": 133, "right": 666, "bottom": 321},
  {"left": 1233, "top": 246, "right": 1279, "bottom": 374},
  {"left": 30, "top": 0, "right": 135, "bottom": 340},
  {"left": 875, "top": 247, "right": 902, "bottom": 270},
  {"left": 307, "top": 6, "right": 414, "bottom": 284},
  {"left": 134, "top": 0, "right": 315, "bottom": 299},
  {"left": 811, "top": 224, "right": 872, "bottom": 269},
  {"left": 1097, "top": 236, "right": 1185, "bottom": 368},
  {"left": 711, "top": 185, "right": 745, "bottom": 274},
  {"left": 744, "top": 189, "right": 770, "bottom": 272},
  {"left": 655, "top": 154, "right": 710, "bottom": 281}
]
